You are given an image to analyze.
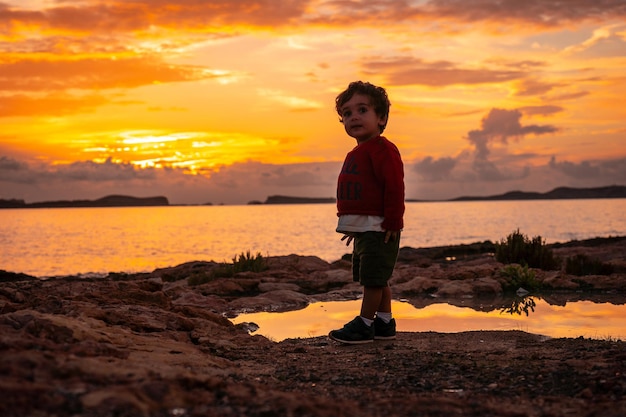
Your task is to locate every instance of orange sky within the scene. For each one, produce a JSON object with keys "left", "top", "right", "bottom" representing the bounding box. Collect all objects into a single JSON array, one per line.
[{"left": 1, "top": 0, "right": 625, "bottom": 204}]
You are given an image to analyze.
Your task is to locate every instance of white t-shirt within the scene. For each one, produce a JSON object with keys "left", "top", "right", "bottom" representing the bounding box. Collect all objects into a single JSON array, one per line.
[{"left": 336, "top": 214, "right": 385, "bottom": 233}]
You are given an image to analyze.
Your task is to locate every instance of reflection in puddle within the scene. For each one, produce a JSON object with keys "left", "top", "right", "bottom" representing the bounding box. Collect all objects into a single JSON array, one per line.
[
  {"left": 500, "top": 296, "right": 537, "bottom": 316},
  {"left": 230, "top": 297, "right": 626, "bottom": 342}
]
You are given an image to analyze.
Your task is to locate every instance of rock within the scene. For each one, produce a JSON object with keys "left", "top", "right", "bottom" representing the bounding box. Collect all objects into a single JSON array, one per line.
[
  {"left": 228, "top": 289, "right": 310, "bottom": 313},
  {"left": 0, "top": 237, "right": 625, "bottom": 417}
]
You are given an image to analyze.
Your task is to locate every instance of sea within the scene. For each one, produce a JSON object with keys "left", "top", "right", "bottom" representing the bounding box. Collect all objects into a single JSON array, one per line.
[
  {"left": 2, "top": 199, "right": 625, "bottom": 340},
  {"left": 1, "top": 199, "right": 624, "bottom": 278}
]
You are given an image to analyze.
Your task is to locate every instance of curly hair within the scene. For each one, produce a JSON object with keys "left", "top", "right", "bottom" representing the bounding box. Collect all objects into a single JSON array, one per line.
[{"left": 335, "top": 81, "right": 391, "bottom": 133}]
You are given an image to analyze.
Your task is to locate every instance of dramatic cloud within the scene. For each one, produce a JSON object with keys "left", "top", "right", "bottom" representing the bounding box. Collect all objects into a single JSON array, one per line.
[
  {"left": 467, "top": 108, "right": 558, "bottom": 160},
  {"left": 464, "top": 108, "right": 558, "bottom": 180},
  {"left": 414, "top": 108, "right": 562, "bottom": 185}
]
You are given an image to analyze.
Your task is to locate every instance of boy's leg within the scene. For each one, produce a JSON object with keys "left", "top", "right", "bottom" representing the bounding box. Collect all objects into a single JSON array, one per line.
[
  {"left": 373, "top": 285, "right": 396, "bottom": 339},
  {"left": 360, "top": 285, "right": 389, "bottom": 319},
  {"left": 329, "top": 232, "right": 398, "bottom": 344},
  {"left": 378, "top": 285, "right": 392, "bottom": 313}
]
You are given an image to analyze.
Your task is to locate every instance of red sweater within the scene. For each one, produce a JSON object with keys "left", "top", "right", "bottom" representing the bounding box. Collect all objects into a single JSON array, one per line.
[{"left": 336, "top": 136, "right": 405, "bottom": 231}]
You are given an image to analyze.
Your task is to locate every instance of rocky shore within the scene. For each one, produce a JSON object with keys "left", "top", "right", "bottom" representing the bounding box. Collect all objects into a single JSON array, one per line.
[{"left": 1, "top": 237, "right": 625, "bottom": 416}]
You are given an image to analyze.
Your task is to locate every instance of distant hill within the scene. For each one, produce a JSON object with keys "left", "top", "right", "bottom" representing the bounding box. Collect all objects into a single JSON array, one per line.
[
  {"left": 2, "top": 186, "right": 624, "bottom": 209},
  {"left": 449, "top": 185, "right": 626, "bottom": 201},
  {"left": 261, "top": 195, "right": 336, "bottom": 205},
  {"left": 262, "top": 186, "right": 626, "bottom": 205},
  {"left": 0, "top": 195, "right": 169, "bottom": 209}
]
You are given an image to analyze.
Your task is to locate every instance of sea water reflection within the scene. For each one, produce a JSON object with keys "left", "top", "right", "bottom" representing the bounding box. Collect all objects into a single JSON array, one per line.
[{"left": 230, "top": 296, "right": 626, "bottom": 342}]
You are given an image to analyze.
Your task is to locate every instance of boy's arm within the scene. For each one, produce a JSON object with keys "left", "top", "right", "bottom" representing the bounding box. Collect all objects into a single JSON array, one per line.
[{"left": 372, "top": 141, "right": 405, "bottom": 232}]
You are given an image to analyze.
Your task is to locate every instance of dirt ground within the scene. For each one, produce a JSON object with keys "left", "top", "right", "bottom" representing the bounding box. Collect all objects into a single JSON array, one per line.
[{"left": 1, "top": 237, "right": 625, "bottom": 416}]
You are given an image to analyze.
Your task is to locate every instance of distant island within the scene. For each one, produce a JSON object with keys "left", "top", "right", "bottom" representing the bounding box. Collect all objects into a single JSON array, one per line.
[
  {"left": 444, "top": 185, "right": 626, "bottom": 202},
  {"left": 256, "top": 185, "right": 626, "bottom": 205},
  {"left": 252, "top": 195, "right": 337, "bottom": 205},
  {"left": 0, "top": 195, "right": 169, "bottom": 209},
  {"left": 1, "top": 186, "right": 624, "bottom": 209}
]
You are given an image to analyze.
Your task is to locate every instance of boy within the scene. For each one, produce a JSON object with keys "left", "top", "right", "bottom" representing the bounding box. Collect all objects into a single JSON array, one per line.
[{"left": 329, "top": 81, "right": 405, "bottom": 344}]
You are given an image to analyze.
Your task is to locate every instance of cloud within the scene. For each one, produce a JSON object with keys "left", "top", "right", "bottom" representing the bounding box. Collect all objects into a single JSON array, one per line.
[
  {"left": 2, "top": 153, "right": 624, "bottom": 205},
  {"left": 512, "top": 78, "right": 562, "bottom": 96},
  {"left": 258, "top": 164, "right": 333, "bottom": 187},
  {"left": 0, "top": 155, "right": 341, "bottom": 204},
  {"left": 363, "top": 57, "right": 524, "bottom": 87},
  {"left": 412, "top": 108, "right": 560, "bottom": 184},
  {"left": 55, "top": 158, "right": 158, "bottom": 181},
  {"left": 0, "top": 1, "right": 308, "bottom": 36},
  {"left": 0, "top": 57, "right": 226, "bottom": 92},
  {"left": 421, "top": 0, "right": 626, "bottom": 28},
  {"left": 0, "top": 55, "right": 240, "bottom": 116},
  {"left": 467, "top": 108, "right": 558, "bottom": 160},
  {"left": 209, "top": 161, "right": 338, "bottom": 191},
  {"left": 302, "top": 0, "right": 626, "bottom": 29},
  {"left": 0, "top": 156, "right": 156, "bottom": 183},
  {"left": 549, "top": 156, "right": 626, "bottom": 180},
  {"left": 413, "top": 156, "right": 457, "bottom": 181},
  {"left": 547, "top": 90, "right": 590, "bottom": 101},
  {"left": 519, "top": 105, "right": 564, "bottom": 116},
  {"left": 5, "top": 0, "right": 623, "bottom": 42},
  {"left": 0, "top": 155, "right": 34, "bottom": 183},
  {"left": 0, "top": 93, "right": 107, "bottom": 117},
  {"left": 562, "top": 24, "right": 626, "bottom": 57},
  {"left": 257, "top": 88, "right": 323, "bottom": 111}
]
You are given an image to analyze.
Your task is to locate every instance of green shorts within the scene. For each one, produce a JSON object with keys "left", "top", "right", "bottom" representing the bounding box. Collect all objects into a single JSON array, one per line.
[{"left": 351, "top": 231, "right": 400, "bottom": 287}]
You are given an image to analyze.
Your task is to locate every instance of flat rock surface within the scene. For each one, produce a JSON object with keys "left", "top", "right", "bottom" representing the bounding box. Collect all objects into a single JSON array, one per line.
[{"left": 1, "top": 237, "right": 625, "bottom": 416}]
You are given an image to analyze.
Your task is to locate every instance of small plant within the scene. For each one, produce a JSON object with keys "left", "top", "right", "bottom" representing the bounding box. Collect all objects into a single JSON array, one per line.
[
  {"left": 187, "top": 250, "right": 267, "bottom": 286},
  {"left": 495, "top": 229, "right": 559, "bottom": 270},
  {"left": 499, "top": 264, "right": 540, "bottom": 293},
  {"left": 565, "top": 254, "right": 614, "bottom": 276},
  {"left": 232, "top": 250, "right": 268, "bottom": 274}
]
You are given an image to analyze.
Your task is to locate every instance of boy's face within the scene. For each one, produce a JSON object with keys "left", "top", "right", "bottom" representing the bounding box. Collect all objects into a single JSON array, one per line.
[{"left": 339, "top": 93, "right": 387, "bottom": 144}]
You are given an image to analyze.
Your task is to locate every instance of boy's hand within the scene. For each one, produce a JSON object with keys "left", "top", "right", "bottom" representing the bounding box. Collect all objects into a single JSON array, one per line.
[
  {"left": 384, "top": 230, "right": 399, "bottom": 243},
  {"left": 341, "top": 234, "right": 354, "bottom": 246}
]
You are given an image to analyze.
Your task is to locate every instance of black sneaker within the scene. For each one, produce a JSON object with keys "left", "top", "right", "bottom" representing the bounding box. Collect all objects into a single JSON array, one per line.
[
  {"left": 374, "top": 317, "right": 396, "bottom": 340},
  {"left": 328, "top": 316, "right": 374, "bottom": 344}
]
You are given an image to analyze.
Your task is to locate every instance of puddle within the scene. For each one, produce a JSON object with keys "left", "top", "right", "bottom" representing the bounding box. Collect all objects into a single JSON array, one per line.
[{"left": 230, "top": 297, "right": 626, "bottom": 342}]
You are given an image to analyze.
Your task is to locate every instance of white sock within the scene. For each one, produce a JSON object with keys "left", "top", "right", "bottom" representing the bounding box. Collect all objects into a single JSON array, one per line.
[
  {"left": 359, "top": 316, "right": 374, "bottom": 327},
  {"left": 376, "top": 312, "right": 392, "bottom": 323}
]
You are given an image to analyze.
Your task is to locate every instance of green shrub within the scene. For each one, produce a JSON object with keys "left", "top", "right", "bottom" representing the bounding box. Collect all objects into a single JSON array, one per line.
[
  {"left": 499, "top": 264, "right": 540, "bottom": 293},
  {"left": 495, "top": 229, "right": 559, "bottom": 270},
  {"left": 565, "top": 254, "right": 614, "bottom": 276},
  {"left": 187, "top": 250, "right": 267, "bottom": 286},
  {"left": 232, "top": 250, "right": 268, "bottom": 274}
]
